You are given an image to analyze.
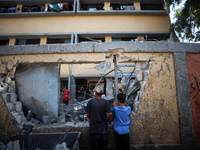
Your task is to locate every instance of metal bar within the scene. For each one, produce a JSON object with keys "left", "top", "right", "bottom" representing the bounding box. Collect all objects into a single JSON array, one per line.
[
  {"left": 124, "top": 68, "right": 135, "bottom": 94},
  {"left": 117, "top": 64, "right": 135, "bottom": 67},
  {"left": 94, "top": 69, "right": 115, "bottom": 88},
  {"left": 113, "top": 55, "right": 118, "bottom": 102},
  {"left": 117, "top": 72, "right": 136, "bottom": 74}
]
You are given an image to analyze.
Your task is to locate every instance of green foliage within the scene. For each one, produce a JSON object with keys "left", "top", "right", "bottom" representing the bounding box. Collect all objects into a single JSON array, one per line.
[{"left": 166, "top": 0, "right": 200, "bottom": 41}]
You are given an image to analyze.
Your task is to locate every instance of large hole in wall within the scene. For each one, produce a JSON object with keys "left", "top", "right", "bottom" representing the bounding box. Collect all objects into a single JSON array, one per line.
[{"left": 0, "top": 58, "right": 153, "bottom": 127}]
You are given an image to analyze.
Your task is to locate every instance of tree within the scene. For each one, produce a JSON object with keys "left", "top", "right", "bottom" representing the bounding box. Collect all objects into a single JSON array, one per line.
[{"left": 165, "top": 0, "right": 200, "bottom": 42}]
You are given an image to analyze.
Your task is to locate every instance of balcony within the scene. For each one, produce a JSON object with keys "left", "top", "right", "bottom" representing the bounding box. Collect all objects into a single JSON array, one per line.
[
  {"left": 75, "top": 32, "right": 170, "bottom": 43},
  {"left": 0, "top": 0, "right": 76, "bottom": 18},
  {"left": 77, "top": 0, "right": 168, "bottom": 16},
  {"left": 0, "top": 33, "right": 74, "bottom": 47}
]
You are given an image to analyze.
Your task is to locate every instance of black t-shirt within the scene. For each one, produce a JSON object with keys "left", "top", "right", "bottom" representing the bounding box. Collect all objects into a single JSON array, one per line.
[{"left": 86, "top": 98, "right": 112, "bottom": 133}]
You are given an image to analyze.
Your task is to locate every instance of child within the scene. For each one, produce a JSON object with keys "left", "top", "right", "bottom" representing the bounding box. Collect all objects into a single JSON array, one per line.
[{"left": 112, "top": 93, "right": 131, "bottom": 150}]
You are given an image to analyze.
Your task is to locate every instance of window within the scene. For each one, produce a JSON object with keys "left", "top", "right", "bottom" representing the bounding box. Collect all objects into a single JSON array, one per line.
[
  {"left": 16, "top": 39, "right": 40, "bottom": 45},
  {"left": 47, "top": 38, "right": 71, "bottom": 44},
  {"left": 80, "top": 4, "right": 104, "bottom": 11},
  {"left": 0, "top": 40, "right": 9, "bottom": 45},
  {"left": 0, "top": 7, "right": 16, "bottom": 13},
  {"left": 141, "top": 4, "right": 164, "bottom": 10}
]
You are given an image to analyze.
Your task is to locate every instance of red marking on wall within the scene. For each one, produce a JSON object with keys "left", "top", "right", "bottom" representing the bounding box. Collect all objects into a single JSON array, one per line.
[{"left": 186, "top": 53, "right": 200, "bottom": 143}]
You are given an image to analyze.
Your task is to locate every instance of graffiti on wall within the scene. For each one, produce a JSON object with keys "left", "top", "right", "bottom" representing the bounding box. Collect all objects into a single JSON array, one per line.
[{"left": 187, "top": 53, "right": 200, "bottom": 143}]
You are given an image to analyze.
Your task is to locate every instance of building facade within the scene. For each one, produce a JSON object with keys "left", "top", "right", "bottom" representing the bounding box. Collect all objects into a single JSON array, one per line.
[{"left": 0, "top": 0, "right": 200, "bottom": 149}]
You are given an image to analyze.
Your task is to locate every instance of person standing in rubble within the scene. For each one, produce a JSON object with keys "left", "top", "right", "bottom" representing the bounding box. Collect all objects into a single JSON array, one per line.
[
  {"left": 86, "top": 86, "right": 112, "bottom": 150},
  {"left": 112, "top": 93, "right": 131, "bottom": 150},
  {"left": 62, "top": 87, "right": 72, "bottom": 105},
  {"left": 77, "top": 85, "right": 85, "bottom": 101}
]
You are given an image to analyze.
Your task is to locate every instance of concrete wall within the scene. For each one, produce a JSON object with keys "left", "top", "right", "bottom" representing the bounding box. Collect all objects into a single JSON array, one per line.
[
  {"left": 0, "top": 41, "right": 200, "bottom": 149},
  {"left": 0, "top": 16, "right": 170, "bottom": 34},
  {"left": 186, "top": 53, "right": 200, "bottom": 143}
]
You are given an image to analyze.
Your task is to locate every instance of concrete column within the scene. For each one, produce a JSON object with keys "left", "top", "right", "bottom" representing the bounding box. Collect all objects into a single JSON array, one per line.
[
  {"left": 137, "top": 36, "right": 144, "bottom": 40},
  {"left": 40, "top": 37, "right": 47, "bottom": 45},
  {"left": 45, "top": 3, "right": 51, "bottom": 11},
  {"left": 173, "top": 53, "right": 195, "bottom": 148},
  {"left": 9, "top": 38, "right": 16, "bottom": 46},
  {"left": 16, "top": 4, "right": 23, "bottom": 13},
  {"left": 105, "top": 36, "right": 112, "bottom": 42},
  {"left": 134, "top": 2, "right": 141, "bottom": 10},
  {"left": 104, "top": 2, "right": 111, "bottom": 10}
]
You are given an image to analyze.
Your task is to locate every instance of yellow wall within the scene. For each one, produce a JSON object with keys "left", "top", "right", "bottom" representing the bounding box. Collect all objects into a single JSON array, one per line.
[{"left": 0, "top": 16, "right": 170, "bottom": 34}]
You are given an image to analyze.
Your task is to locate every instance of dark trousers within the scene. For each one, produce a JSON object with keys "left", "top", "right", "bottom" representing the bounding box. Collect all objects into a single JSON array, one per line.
[
  {"left": 90, "top": 133, "right": 108, "bottom": 150},
  {"left": 115, "top": 131, "right": 130, "bottom": 150},
  {"left": 63, "top": 99, "right": 69, "bottom": 105}
]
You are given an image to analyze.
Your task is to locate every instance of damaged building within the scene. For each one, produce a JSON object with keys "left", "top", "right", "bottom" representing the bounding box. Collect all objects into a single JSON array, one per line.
[{"left": 0, "top": 0, "right": 200, "bottom": 150}]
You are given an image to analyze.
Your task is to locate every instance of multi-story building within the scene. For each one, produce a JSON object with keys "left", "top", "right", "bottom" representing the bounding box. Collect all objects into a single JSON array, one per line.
[
  {"left": 0, "top": 0, "right": 200, "bottom": 149},
  {"left": 0, "top": 0, "right": 170, "bottom": 96}
]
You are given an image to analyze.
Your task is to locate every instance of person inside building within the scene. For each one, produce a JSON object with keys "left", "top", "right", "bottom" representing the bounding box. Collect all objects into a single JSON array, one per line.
[
  {"left": 77, "top": 85, "right": 85, "bottom": 101},
  {"left": 62, "top": 87, "right": 72, "bottom": 105},
  {"left": 86, "top": 86, "right": 112, "bottom": 150},
  {"left": 112, "top": 93, "right": 131, "bottom": 150}
]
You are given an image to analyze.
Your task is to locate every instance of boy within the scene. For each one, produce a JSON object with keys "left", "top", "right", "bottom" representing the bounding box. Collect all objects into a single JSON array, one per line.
[{"left": 112, "top": 93, "right": 131, "bottom": 150}]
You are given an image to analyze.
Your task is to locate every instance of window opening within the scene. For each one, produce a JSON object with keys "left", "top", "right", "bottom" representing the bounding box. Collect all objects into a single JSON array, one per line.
[
  {"left": 79, "top": 37, "right": 104, "bottom": 43},
  {"left": 0, "top": 40, "right": 9, "bottom": 46},
  {"left": 111, "top": 4, "right": 134, "bottom": 10},
  {"left": 47, "top": 3, "right": 74, "bottom": 12},
  {"left": 0, "top": 7, "right": 16, "bottom": 13},
  {"left": 22, "top": 5, "right": 45, "bottom": 12},
  {"left": 16, "top": 39, "right": 40, "bottom": 45},
  {"left": 80, "top": 4, "right": 104, "bottom": 11},
  {"left": 141, "top": 4, "right": 164, "bottom": 10},
  {"left": 47, "top": 38, "right": 71, "bottom": 44}
]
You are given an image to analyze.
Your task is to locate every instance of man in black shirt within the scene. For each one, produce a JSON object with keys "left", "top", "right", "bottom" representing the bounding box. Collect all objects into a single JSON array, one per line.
[{"left": 86, "top": 86, "right": 112, "bottom": 150}]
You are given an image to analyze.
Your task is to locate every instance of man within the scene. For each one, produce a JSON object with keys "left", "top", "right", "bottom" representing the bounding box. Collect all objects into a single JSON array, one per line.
[
  {"left": 77, "top": 85, "right": 85, "bottom": 101},
  {"left": 86, "top": 86, "right": 112, "bottom": 150},
  {"left": 62, "top": 87, "right": 72, "bottom": 105}
]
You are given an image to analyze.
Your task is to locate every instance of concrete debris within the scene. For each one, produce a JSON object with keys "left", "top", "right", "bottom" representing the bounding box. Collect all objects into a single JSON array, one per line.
[
  {"left": 15, "top": 64, "right": 60, "bottom": 124},
  {"left": 94, "top": 62, "right": 111, "bottom": 72},
  {"left": 55, "top": 142, "right": 70, "bottom": 150},
  {"left": 0, "top": 142, "right": 9, "bottom": 150}
]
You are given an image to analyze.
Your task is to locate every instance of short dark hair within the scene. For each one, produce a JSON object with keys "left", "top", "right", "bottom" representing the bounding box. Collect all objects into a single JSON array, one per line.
[
  {"left": 117, "top": 93, "right": 126, "bottom": 103},
  {"left": 95, "top": 92, "right": 103, "bottom": 96}
]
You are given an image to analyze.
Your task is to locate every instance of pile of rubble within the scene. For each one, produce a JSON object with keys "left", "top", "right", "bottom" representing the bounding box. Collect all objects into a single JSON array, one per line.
[{"left": 0, "top": 76, "right": 66, "bottom": 128}]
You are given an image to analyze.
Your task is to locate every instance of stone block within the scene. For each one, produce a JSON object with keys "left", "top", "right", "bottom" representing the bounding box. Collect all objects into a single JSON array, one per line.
[
  {"left": 11, "top": 112, "right": 21, "bottom": 124},
  {"left": 0, "top": 64, "right": 7, "bottom": 74},
  {"left": 14, "top": 102, "right": 22, "bottom": 112},
  {"left": 1, "top": 93, "right": 17, "bottom": 103},
  {"left": 58, "top": 112, "right": 66, "bottom": 123},
  {"left": 6, "top": 103, "right": 15, "bottom": 111}
]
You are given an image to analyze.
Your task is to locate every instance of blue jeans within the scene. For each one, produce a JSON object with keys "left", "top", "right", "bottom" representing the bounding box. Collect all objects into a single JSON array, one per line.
[{"left": 90, "top": 133, "right": 108, "bottom": 150}]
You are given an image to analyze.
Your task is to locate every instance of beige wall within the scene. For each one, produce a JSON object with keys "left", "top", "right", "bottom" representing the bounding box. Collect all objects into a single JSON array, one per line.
[
  {"left": 0, "top": 16, "right": 170, "bottom": 34},
  {"left": 60, "top": 58, "right": 135, "bottom": 76}
]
